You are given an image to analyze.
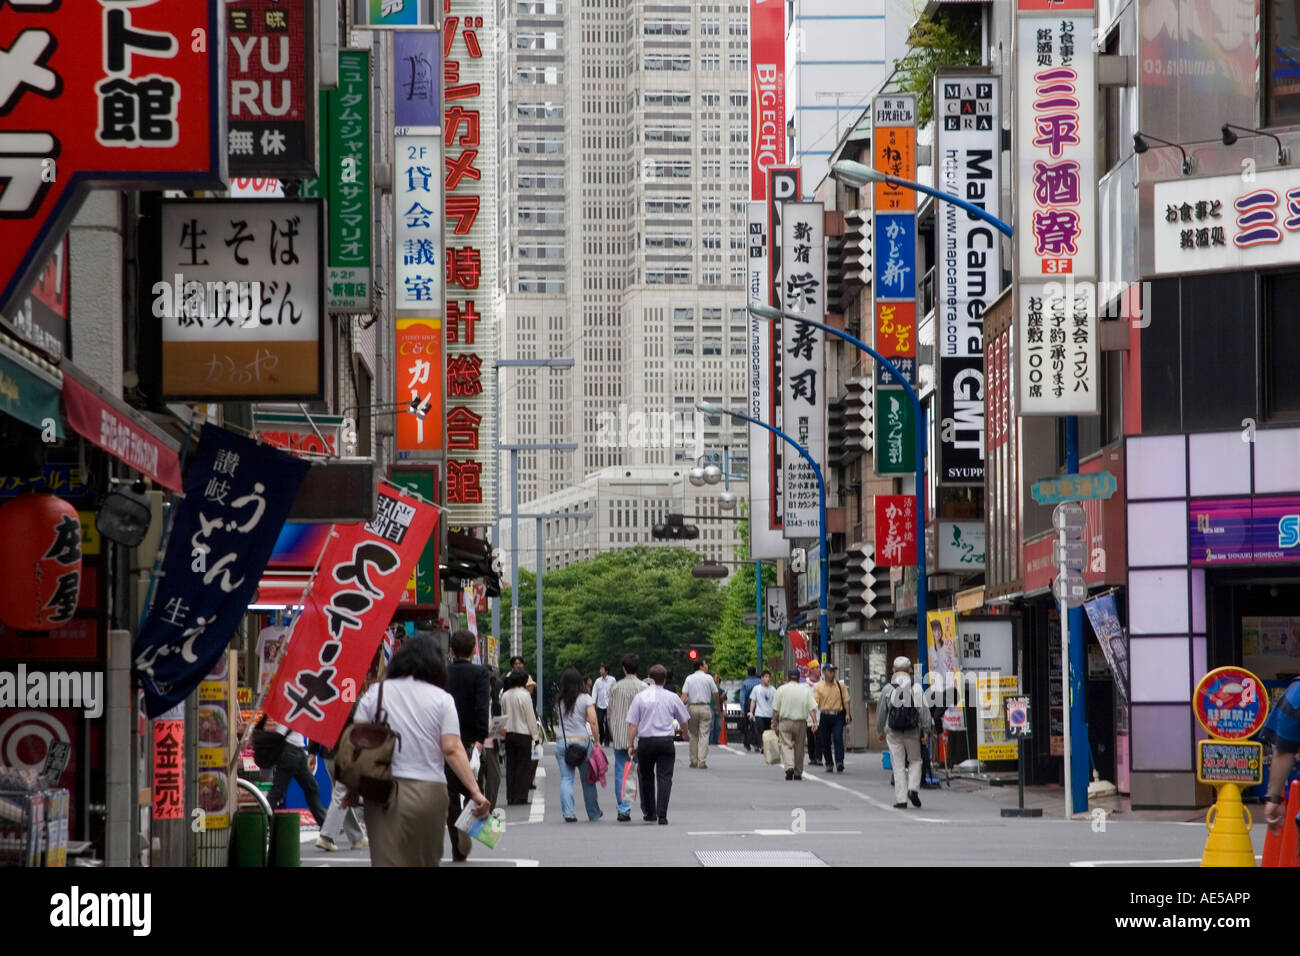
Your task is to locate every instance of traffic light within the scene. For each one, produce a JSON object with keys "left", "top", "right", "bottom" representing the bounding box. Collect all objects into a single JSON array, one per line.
[
  {"left": 651, "top": 513, "right": 700, "bottom": 540},
  {"left": 687, "top": 648, "right": 698, "bottom": 661}
]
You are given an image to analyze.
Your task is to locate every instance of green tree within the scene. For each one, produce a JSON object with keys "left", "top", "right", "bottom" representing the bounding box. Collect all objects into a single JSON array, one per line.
[
  {"left": 708, "top": 510, "right": 781, "bottom": 680},
  {"left": 500, "top": 545, "right": 723, "bottom": 719},
  {"left": 892, "top": 9, "right": 981, "bottom": 126}
]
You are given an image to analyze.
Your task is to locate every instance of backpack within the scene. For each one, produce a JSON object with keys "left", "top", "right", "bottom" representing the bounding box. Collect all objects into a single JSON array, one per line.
[
  {"left": 886, "top": 682, "right": 919, "bottom": 732},
  {"left": 333, "top": 682, "right": 402, "bottom": 807}
]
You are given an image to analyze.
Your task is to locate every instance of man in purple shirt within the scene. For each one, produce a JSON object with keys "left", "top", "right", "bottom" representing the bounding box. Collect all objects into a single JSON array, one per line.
[{"left": 627, "top": 663, "right": 692, "bottom": 825}]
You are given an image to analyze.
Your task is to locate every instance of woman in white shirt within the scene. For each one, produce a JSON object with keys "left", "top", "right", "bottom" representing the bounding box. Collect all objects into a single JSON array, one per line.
[
  {"left": 554, "top": 666, "right": 602, "bottom": 822},
  {"left": 501, "top": 669, "right": 541, "bottom": 805},
  {"left": 352, "top": 634, "right": 490, "bottom": 866}
]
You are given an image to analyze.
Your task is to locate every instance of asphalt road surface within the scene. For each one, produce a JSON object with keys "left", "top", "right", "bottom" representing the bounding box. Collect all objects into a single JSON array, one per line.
[{"left": 300, "top": 739, "right": 1262, "bottom": 867}]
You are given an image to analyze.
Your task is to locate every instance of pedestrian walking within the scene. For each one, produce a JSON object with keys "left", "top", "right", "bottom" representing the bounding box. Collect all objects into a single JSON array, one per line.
[
  {"left": 801, "top": 660, "right": 824, "bottom": 766},
  {"left": 554, "top": 666, "right": 603, "bottom": 822},
  {"left": 749, "top": 670, "right": 776, "bottom": 746},
  {"left": 1262, "top": 675, "right": 1300, "bottom": 842},
  {"left": 314, "top": 736, "right": 366, "bottom": 851},
  {"left": 501, "top": 668, "right": 541, "bottom": 805},
  {"left": 352, "top": 634, "right": 490, "bottom": 867},
  {"left": 266, "top": 720, "right": 327, "bottom": 827},
  {"left": 509, "top": 655, "right": 541, "bottom": 791},
  {"left": 593, "top": 663, "right": 616, "bottom": 746},
  {"left": 739, "top": 666, "right": 762, "bottom": 751},
  {"left": 772, "top": 669, "right": 818, "bottom": 780},
  {"left": 627, "top": 664, "right": 692, "bottom": 824},
  {"left": 446, "top": 629, "right": 490, "bottom": 861},
  {"left": 876, "top": 656, "right": 933, "bottom": 809},
  {"left": 709, "top": 672, "right": 724, "bottom": 745},
  {"left": 607, "top": 653, "right": 645, "bottom": 822},
  {"left": 479, "top": 666, "right": 504, "bottom": 809},
  {"left": 813, "top": 663, "right": 851, "bottom": 773},
  {"left": 681, "top": 659, "right": 716, "bottom": 768}
]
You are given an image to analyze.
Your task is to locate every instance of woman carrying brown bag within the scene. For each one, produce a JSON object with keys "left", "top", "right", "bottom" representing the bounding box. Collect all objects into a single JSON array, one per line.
[{"left": 351, "top": 633, "right": 489, "bottom": 866}]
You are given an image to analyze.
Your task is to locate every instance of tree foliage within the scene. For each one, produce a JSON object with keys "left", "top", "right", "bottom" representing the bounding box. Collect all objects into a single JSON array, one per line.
[
  {"left": 892, "top": 10, "right": 981, "bottom": 126},
  {"left": 499, "top": 545, "right": 723, "bottom": 717},
  {"left": 707, "top": 511, "right": 781, "bottom": 680}
]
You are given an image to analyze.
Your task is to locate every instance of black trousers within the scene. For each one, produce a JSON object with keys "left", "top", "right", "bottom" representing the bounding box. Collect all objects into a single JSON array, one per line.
[
  {"left": 505, "top": 732, "right": 533, "bottom": 804},
  {"left": 447, "top": 754, "right": 474, "bottom": 858},
  {"left": 806, "top": 724, "right": 822, "bottom": 763},
  {"left": 268, "top": 744, "right": 327, "bottom": 826},
  {"left": 818, "top": 711, "right": 846, "bottom": 767},
  {"left": 754, "top": 716, "right": 772, "bottom": 740},
  {"left": 596, "top": 707, "right": 610, "bottom": 745},
  {"left": 637, "top": 736, "right": 676, "bottom": 820}
]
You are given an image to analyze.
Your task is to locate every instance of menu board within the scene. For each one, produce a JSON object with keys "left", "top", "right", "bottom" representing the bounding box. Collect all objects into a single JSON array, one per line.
[
  {"left": 196, "top": 651, "right": 236, "bottom": 830},
  {"left": 976, "top": 674, "right": 1020, "bottom": 761}
]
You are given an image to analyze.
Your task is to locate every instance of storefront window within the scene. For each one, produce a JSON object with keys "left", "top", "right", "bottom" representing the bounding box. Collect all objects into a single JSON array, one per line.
[
  {"left": 1265, "top": 273, "right": 1300, "bottom": 419},
  {"left": 1265, "top": 0, "right": 1300, "bottom": 126}
]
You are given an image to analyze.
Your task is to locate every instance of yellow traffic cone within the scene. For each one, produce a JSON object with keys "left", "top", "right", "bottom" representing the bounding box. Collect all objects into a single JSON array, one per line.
[{"left": 1201, "top": 783, "right": 1257, "bottom": 867}]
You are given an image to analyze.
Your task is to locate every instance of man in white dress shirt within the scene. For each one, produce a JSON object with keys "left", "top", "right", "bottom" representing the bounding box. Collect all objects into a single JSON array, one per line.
[{"left": 592, "top": 663, "right": 616, "bottom": 746}]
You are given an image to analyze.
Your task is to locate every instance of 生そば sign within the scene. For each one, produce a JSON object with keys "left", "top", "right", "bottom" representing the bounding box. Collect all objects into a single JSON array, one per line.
[
  {"left": 157, "top": 199, "right": 324, "bottom": 400},
  {"left": 0, "top": 0, "right": 225, "bottom": 317}
]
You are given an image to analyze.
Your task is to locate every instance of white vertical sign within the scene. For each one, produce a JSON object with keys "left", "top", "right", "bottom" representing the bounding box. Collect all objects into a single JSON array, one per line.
[
  {"left": 780, "top": 202, "right": 825, "bottom": 539},
  {"left": 394, "top": 133, "right": 444, "bottom": 311},
  {"left": 748, "top": 201, "right": 788, "bottom": 559}
]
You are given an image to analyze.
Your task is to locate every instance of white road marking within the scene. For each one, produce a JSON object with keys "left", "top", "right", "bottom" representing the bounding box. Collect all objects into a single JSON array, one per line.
[
  {"left": 1069, "top": 858, "right": 1208, "bottom": 867},
  {"left": 687, "top": 829, "right": 863, "bottom": 837}
]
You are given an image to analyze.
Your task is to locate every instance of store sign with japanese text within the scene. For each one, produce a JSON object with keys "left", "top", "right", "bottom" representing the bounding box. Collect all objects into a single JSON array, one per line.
[
  {"left": 267, "top": 484, "right": 438, "bottom": 744},
  {"left": 152, "top": 720, "right": 184, "bottom": 820},
  {"left": 1189, "top": 495, "right": 1300, "bottom": 566},
  {"left": 300, "top": 50, "right": 372, "bottom": 311},
  {"left": 390, "top": 467, "right": 441, "bottom": 607},
  {"left": 935, "top": 73, "right": 999, "bottom": 485},
  {"left": 780, "top": 203, "right": 826, "bottom": 538},
  {"left": 0, "top": 0, "right": 225, "bottom": 317},
  {"left": 747, "top": 201, "right": 786, "bottom": 559},
  {"left": 1015, "top": 1, "right": 1099, "bottom": 417},
  {"left": 226, "top": 0, "right": 316, "bottom": 176},
  {"left": 134, "top": 427, "right": 309, "bottom": 717},
  {"left": 396, "top": 316, "right": 445, "bottom": 457},
  {"left": 251, "top": 409, "right": 350, "bottom": 457},
  {"left": 442, "top": 0, "right": 496, "bottom": 526},
  {"left": 157, "top": 199, "right": 324, "bottom": 400},
  {"left": 872, "top": 95, "right": 918, "bottom": 469},
  {"left": 1151, "top": 168, "right": 1300, "bottom": 276},
  {"left": 4, "top": 239, "right": 69, "bottom": 359},
  {"left": 875, "top": 495, "right": 917, "bottom": 566},
  {"left": 395, "top": 135, "right": 443, "bottom": 309},
  {"left": 360, "top": 0, "right": 435, "bottom": 28},
  {"left": 760, "top": 165, "right": 801, "bottom": 544},
  {"left": 748, "top": 0, "right": 785, "bottom": 202}
]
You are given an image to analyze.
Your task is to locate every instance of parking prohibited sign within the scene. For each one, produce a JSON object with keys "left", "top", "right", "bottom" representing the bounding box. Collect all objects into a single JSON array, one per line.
[{"left": 1005, "top": 696, "right": 1031, "bottom": 737}]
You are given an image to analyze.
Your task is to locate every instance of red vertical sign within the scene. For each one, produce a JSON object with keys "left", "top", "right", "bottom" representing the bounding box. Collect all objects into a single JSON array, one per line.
[
  {"left": 152, "top": 720, "right": 184, "bottom": 820},
  {"left": 749, "top": 0, "right": 785, "bottom": 201},
  {"left": 874, "top": 495, "right": 918, "bottom": 567}
]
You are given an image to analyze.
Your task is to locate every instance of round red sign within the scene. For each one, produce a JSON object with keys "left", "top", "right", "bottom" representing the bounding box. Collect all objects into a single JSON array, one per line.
[{"left": 1193, "top": 666, "right": 1269, "bottom": 740}]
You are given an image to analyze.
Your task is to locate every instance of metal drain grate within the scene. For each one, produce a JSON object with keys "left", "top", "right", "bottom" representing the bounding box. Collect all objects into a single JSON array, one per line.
[{"left": 695, "top": 850, "right": 828, "bottom": 867}]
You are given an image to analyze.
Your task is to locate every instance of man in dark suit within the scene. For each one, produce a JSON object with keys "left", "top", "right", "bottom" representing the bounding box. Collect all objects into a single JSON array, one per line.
[{"left": 446, "top": 629, "right": 489, "bottom": 861}]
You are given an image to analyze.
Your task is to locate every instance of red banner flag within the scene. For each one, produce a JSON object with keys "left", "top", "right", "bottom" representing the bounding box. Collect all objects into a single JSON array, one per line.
[
  {"left": 267, "top": 484, "right": 438, "bottom": 745},
  {"left": 788, "top": 628, "right": 812, "bottom": 674},
  {"left": 874, "top": 495, "right": 917, "bottom": 567}
]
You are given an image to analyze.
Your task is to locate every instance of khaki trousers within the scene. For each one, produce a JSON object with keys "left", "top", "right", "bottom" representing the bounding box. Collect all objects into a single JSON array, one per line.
[
  {"left": 687, "top": 703, "right": 712, "bottom": 766},
  {"left": 364, "top": 778, "right": 450, "bottom": 867},
  {"left": 886, "top": 731, "right": 923, "bottom": 805},
  {"left": 777, "top": 718, "right": 806, "bottom": 775}
]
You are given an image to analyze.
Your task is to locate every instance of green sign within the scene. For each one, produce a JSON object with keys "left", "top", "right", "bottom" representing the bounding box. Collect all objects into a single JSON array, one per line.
[
  {"left": 874, "top": 387, "right": 914, "bottom": 475},
  {"left": 390, "top": 468, "right": 439, "bottom": 606},
  {"left": 301, "top": 50, "right": 372, "bottom": 311},
  {"left": 0, "top": 349, "right": 62, "bottom": 438}
]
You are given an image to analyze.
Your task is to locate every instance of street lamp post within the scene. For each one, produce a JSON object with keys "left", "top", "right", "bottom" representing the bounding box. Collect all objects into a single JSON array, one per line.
[
  {"left": 697, "top": 402, "right": 830, "bottom": 668},
  {"left": 830, "top": 160, "right": 1015, "bottom": 238},
  {"left": 748, "top": 303, "right": 929, "bottom": 680}
]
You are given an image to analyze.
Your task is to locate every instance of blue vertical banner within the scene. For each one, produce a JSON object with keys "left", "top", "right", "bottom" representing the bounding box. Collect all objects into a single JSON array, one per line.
[
  {"left": 134, "top": 428, "right": 310, "bottom": 717},
  {"left": 393, "top": 30, "right": 443, "bottom": 130}
]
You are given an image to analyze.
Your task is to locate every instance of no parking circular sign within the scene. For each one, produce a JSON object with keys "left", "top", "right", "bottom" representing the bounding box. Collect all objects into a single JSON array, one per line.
[
  {"left": 1194, "top": 666, "right": 1268, "bottom": 740},
  {"left": 1005, "top": 696, "right": 1030, "bottom": 737}
]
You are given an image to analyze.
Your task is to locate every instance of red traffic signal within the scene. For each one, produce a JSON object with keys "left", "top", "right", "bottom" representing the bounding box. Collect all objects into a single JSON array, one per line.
[{"left": 687, "top": 649, "right": 698, "bottom": 660}]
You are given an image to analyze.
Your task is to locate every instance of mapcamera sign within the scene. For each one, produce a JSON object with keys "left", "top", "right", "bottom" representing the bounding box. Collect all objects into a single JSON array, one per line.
[{"left": 0, "top": 0, "right": 225, "bottom": 317}]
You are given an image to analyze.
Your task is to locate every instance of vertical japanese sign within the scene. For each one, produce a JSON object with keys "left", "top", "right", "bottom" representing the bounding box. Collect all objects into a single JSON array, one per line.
[
  {"left": 780, "top": 203, "right": 826, "bottom": 538},
  {"left": 935, "top": 74, "right": 999, "bottom": 485},
  {"left": 747, "top": 201, "right": 787, "bottom": 559},
  {"left": 302, "top": 50, "right": 372, "bottom": 311},
  {"left": 0, "top": 0, "right": 224, "bottom": 317},
  {"left": 749, "top": 0, "right": 785, "bottom": 202},
  {"left": 134, "top": 427, "right": 310, "bottom": 717},
  {"left": 152, "top": 720, "right": 184, "bottom": 821},
  {"left": 1016, "top": 1, "right": 1099, "bottom": 415},
  {"left": 267, "top": 484, "right": 438, "bottom": 745},
  {"left": 874, "top": 494, "right": 917, "bottom": 566},
  {"left": 871, "top": 95, "right": 917, "bottom": 473},
  {"left": 393, "top": 29, "right": 443, "bottom": 312},
  {"left": 5, "top": 239, "right": 69, "bottom": 358},
  {"left": 390, "top": 467, "right": 441, "bottom": 607},
  {"left": 396, "top": 316, "right": 445, "bottom": 456},
  {"left": 226, "top": 0, "right": 316, "bottom": 176},
  {"left": 157, "top": 199, "right": 325, "bottom": 399},
  {"left": 442, "top": 0, "right": 496, "bottom": 526},
  {"left": 765, "top": 166, "right": 801, "bottom": 537}
]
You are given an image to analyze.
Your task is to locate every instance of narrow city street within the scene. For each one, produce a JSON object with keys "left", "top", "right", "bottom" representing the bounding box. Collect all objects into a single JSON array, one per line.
[{"left": 300, "top": 741, "right": 1246, "bottom": 868}]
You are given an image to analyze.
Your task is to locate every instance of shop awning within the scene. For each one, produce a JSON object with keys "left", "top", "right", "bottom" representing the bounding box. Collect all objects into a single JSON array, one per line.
[
  {"left": 60, "top": 364, "right": 183, "bottom": 491},
  {"left": 0, "top": 336, "right": 64, "bottom": 438}
]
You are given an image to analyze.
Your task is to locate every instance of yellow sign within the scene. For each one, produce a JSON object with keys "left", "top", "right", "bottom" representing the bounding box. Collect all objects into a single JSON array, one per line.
[
  {"left": 197, "top": 748, "right": 224, "bottom": 769},
  {"left": 976, "top": 674, "right": 1020, "bottom": 761},
  {"left": 1196, "top": 740, "right": 1264, "bottom": 786},
  {"left": 78, "top": 511, "right": 101, "bottom": 556}
]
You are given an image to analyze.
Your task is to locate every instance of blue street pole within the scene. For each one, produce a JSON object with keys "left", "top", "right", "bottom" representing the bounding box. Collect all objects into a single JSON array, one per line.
[
  {"left": 1066, "top": 417, "right": 1090, "bottom": 812},
  {"left": 755, "top": 560, "right": 764, "bottom": 671},
  {"left": 698, "top": 403, "right": 830, "bottom": 667},
  {"left": 748, "top": 306, "right": 929, "bottom": 683}
]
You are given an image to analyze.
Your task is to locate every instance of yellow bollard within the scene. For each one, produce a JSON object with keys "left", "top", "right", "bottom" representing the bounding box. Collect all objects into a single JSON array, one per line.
[{"left": 1201, "top": 783, "right": 1257, "bottom": 868}]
